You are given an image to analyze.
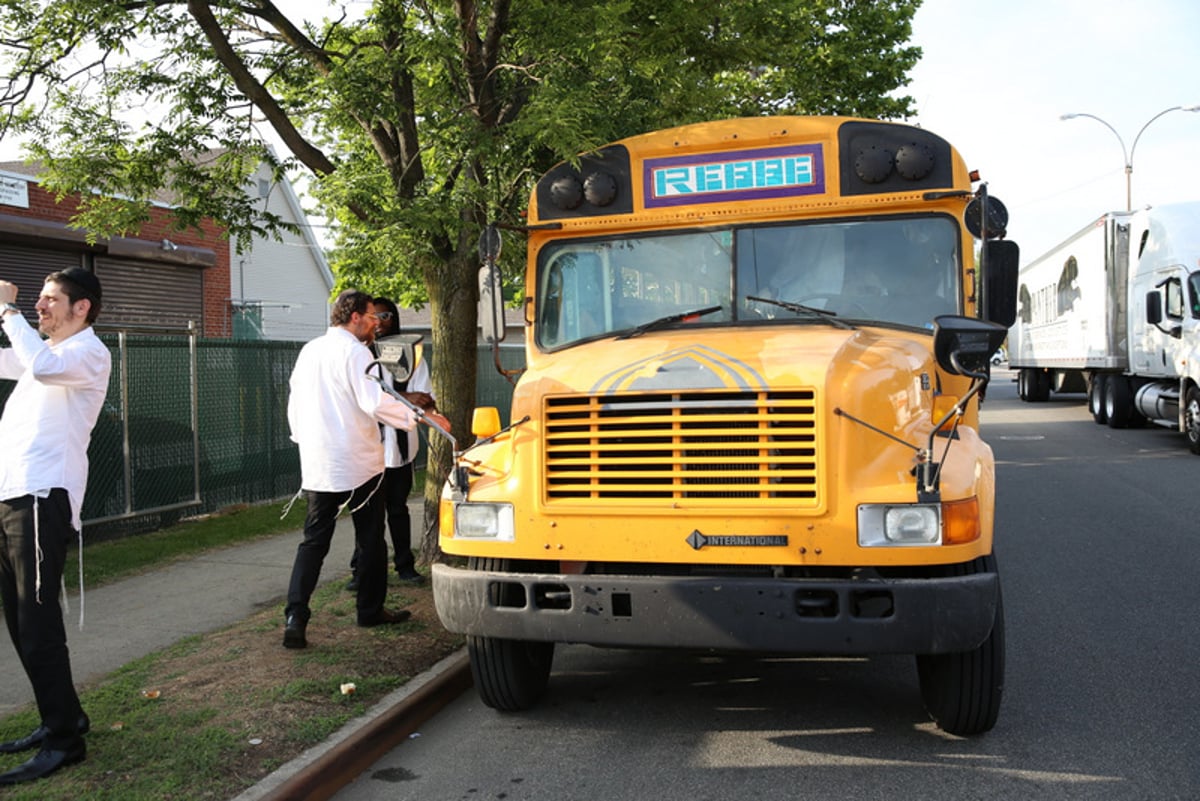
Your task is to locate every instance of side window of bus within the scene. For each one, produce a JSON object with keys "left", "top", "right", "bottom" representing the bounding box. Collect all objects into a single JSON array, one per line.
[
  {"left": 540, "top": 265, "right": 564, "bottom": 345},
  {"left": 538, "top": 251, "right": 607, "bottom": 347}
]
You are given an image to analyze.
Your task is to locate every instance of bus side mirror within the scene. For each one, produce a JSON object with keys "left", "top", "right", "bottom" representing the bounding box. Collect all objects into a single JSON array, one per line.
[
  {"left": 372, "top": 334, "right": 423, "bottom": 383},
  {"left": 479, "top": 262, "right": 506, "bottom": 343},
  {"left": 933, "top": 315, "right": 1008, "bottom": 379},
  {"left": 982, "top": 239, "right": 1019, "bottom": 328},
  {"left": 478, "top": 225, "right": 506, "bottom": 344}
]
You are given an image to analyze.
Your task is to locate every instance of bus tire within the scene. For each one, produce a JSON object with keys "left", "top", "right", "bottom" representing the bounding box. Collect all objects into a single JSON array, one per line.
[
  {"left": 468, "top": 635, "right": 554, "bottom": 712},
  {"left": 466, "top": 557, "right": 554, "bottom": 711},
  {"left": 916, "top": 555, "right": 1005, "bottom": 736}
]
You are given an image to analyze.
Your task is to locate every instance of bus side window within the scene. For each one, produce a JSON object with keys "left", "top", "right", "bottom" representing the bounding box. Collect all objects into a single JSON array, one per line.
[
  {"left": 539, "top": 251, "right": 610, "bottom": 346},
  {"left": 539, "top": 265, "right": 564, "bottom": 346}
]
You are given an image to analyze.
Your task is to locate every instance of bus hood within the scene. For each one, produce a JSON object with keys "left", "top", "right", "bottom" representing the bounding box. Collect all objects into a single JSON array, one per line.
[
  {"left": 487, "top": 323, "right": 975, "bottom": 523},
  {"left": 522, "top": 324, "right": 938, "bottom": 406}
]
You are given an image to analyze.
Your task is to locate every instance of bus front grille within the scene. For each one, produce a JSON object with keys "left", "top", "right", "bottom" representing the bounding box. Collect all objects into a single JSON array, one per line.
[{"left": 544, "top": 390, "right": 820, "bottom": 505}]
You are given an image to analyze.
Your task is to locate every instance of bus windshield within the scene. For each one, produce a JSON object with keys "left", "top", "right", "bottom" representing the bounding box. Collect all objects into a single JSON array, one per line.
[{"left": 535, "top": 215, "right": 961, "bottom": 350}]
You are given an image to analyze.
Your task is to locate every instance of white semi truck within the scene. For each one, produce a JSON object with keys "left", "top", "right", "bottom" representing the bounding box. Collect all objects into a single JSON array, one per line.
[{"left": 1009, "top": 202, "right": 1200, "bottom": 452}]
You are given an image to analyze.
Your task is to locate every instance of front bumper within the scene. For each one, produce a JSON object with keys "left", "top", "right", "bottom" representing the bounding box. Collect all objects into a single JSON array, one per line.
[{"left": 432, "top": 563, "right": 998, "bottom": 655}]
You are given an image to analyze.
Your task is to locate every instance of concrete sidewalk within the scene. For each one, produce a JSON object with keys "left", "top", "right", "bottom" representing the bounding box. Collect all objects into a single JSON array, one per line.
[{"left": 0, "top": 507, "right": 399, "bottom": 717}]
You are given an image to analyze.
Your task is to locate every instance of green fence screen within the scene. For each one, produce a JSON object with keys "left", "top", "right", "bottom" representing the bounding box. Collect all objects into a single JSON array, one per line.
[{"left": 0, "top": 331, "right": 524, "bottom": 538}]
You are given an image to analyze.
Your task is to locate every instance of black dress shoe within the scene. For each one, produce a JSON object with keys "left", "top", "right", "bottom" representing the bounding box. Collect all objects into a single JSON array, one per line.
[
  {"left": 0, "top": 741, "right": 86, "bottom": 785},
  {"left": 396, "top": 569, "right": 424, "bottom": 584},
  {"left": 0, "top": 726, "right": 50, "bottom": 755},
  {"left": 345, "top": 575, "right": 359, "bottom": 591},
  {"left": 357, "top": 608, "right": 412, "bottom": 627},
  {"left": 283, "top": 614, "right": 308, "bottom": 649},
  {"left": 0, "top": 713, "right": 91, "bottom": 754}
]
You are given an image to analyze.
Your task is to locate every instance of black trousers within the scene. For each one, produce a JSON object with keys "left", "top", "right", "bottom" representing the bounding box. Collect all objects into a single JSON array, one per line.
[
  {"left": 285, "top": 475, "right": 388, "bottom": 626},
  {"left": 0, "top": 490, "right": 86, "bottom": 751},
  {"left": 349, "top": 463, "right": 415, "bottom": 576}
]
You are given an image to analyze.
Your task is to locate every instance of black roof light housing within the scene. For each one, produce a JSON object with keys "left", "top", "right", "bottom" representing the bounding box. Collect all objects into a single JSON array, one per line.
[
  {"left": 536, "top": 145, "right": 633, "bottom": 220},
  {"left": 839, "top": 121, "right": 954, "bottom": 195}
]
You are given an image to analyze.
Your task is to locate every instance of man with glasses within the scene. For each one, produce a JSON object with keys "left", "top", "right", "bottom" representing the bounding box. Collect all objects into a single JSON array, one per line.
[
  {"left": 346, "top": 297, "right": 436, "bottom": 590},
  {"left": 0, "top": 267, "right": 108, "bottom": 785},
  {"left": 282, "top": 290, "right": 448, "bottom": 649}
]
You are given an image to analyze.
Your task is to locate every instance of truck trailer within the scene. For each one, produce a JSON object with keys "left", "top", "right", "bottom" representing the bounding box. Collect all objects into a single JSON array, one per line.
[{"left": 1009, "top": 202, "right": 1200, "bottom": 451}]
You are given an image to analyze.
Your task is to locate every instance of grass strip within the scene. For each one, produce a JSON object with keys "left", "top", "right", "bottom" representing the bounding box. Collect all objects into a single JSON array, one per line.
[{"left": 0, "top": 473, "right": 454, "bottom": 799}]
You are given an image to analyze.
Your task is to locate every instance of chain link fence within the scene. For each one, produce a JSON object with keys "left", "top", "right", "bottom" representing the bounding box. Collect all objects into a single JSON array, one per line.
[
  {"left": 82, "top": 332, "right": 305, "bottom": 537},
  {"left": 0, "top": 328, "right": 524, "bottom": 539}
]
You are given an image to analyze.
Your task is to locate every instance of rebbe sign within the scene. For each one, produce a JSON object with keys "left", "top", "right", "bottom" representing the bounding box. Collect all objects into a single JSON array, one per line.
[
  {"left": 644, "top": 144, "right": 825, "bottom": 209},
  {"left": 0, "top": 174, "right": 29, "bottom": 209}
]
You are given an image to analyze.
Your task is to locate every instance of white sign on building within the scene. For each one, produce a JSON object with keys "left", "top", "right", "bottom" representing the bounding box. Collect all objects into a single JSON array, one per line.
[{"left": 0, "top": 173, "right": 30, "bottom": 209}]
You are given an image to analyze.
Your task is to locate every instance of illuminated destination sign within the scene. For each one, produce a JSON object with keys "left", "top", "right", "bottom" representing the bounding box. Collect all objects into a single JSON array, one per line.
[{"left": 644, "top": 144, "right": 824, "bottom": 208}]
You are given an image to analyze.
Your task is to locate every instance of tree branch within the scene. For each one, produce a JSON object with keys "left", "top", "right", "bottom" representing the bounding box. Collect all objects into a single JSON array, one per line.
[{"left": 186, "top": 0, "right": 336, "bottom": 176}]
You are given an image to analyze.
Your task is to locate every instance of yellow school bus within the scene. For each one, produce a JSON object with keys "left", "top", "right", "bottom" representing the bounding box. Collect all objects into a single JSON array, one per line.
[{"left": 433, "top": 116, "right": 1018, "bottom": 736}]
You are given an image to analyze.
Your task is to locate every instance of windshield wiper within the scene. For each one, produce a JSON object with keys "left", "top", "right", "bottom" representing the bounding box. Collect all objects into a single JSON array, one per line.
[
  {"left": 745, "top": 295, "right": 855, "bottom": 330},
  {"left": 617, "top": 305, "right": 723, "bottom": 339}
]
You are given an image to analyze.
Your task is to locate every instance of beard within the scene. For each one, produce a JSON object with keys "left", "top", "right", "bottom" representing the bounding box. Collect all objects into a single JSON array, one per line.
[{"left": 38, "top": 306, "right": 77, "bottom": 338}]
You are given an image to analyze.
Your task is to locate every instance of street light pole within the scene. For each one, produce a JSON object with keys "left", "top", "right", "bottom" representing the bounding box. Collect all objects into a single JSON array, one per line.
[{"left": 1060, "top": 105, "right": 1200, "bottom": 211}]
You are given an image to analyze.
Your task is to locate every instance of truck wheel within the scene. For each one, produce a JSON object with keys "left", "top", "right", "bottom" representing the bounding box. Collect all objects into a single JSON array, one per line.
[
  {"left": 466, "top": 557, "right": 555, "bottom": 711},
  {"left": 1089, "top": 375, "right": 1108, "bottom": 424},
  {"left": 1105, "top": 376, "right": 1134, "bottom": 429},
  {"left": 1024, "top": 369, "right": 1050, "bottom": 402},
  {"left": 1185, "top": 386, "right": 1200, "bottom": 455},
  {"left": 916, "top": 555, "right": 1005, "bottom": 736},
  {"left": 1018, "top": 368, "right": 1050, "bottom": 401}
]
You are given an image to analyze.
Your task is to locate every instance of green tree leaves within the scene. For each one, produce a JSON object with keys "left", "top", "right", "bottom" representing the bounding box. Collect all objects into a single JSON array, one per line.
[{"left": 1, "top": 0, "right": 921, "bottom": 549}]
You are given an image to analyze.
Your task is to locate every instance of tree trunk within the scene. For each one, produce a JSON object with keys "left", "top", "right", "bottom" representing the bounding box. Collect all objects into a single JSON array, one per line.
[{"left": 418, "top": 251, "right": 480, "bottom": 564}]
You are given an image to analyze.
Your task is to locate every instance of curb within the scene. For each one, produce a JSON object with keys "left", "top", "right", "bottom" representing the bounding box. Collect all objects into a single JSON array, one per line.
[{"left": 233, "top": 648, "right": 473, "bottom": 801}]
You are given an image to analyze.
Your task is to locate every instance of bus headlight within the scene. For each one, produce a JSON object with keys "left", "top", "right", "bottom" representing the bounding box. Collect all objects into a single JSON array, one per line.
[
  {"left": 857, "top": 504, "right": 941, "bottom": 546},
  {"left": 454, "top": 502, "right": 515, "bottom": 540}
]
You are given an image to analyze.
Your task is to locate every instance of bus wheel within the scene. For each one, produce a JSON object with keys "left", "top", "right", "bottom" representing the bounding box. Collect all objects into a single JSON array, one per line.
[
  {"left": 1185, "top": 386, "right": 1200, "bottom": 455},
  {"left": 1089, "top": 375, "right": 1108, "bottom": 424},
  {"left": 466, "top": 557, "right": 554, "bottom": 711},
  {"left": 916, "top": 555, "right": 1005, "bottom": 736}
]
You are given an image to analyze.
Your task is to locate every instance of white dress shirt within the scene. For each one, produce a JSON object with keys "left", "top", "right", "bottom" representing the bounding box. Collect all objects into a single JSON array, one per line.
[
  {"left": 287, "top": 326, "right": 418, "bottom": 492},
  {"left": 0, "top": 314, "right": 112, "bottom": 531}
]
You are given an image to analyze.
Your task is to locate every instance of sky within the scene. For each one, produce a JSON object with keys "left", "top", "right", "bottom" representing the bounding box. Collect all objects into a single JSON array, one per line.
[
  {"left": 902, "top": 0, "right": 1200, "bottom": 260},
  {"left": 4, "top": 0, "right": 1199, "bottom": 262}
]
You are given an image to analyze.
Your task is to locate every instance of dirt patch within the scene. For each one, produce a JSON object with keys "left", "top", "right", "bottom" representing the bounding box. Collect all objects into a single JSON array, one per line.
[{"left": 134, "top": 577, "right": 464, "bottom": 792}]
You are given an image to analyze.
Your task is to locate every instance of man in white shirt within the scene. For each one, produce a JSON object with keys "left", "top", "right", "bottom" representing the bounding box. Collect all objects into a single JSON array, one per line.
[
  {"left": 283, "top": 290, "right": 448, "bottom": 649},
  {"left": 0, "top": 267, "right": 111, "bottom": 786}
]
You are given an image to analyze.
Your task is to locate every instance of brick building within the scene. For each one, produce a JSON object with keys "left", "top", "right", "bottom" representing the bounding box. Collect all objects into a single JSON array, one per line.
[
  {"left": 0, "top": 165, "right": 233, "bottom": 336},
  {"left": 1, "top": 159, "right": 335, "bottom": 340}
]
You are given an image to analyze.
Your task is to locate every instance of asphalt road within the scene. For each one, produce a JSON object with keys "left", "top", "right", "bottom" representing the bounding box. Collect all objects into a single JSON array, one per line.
[{"left": 333, "top": 370, "right": 1200, "bottom": 801}]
